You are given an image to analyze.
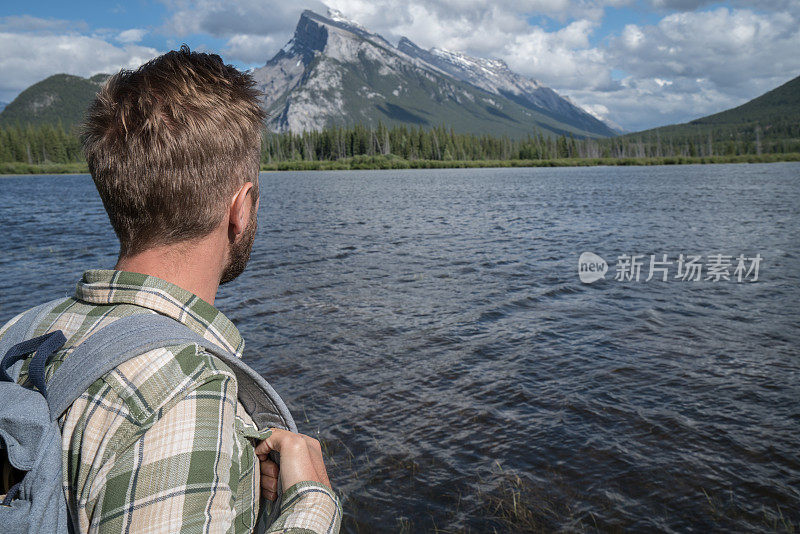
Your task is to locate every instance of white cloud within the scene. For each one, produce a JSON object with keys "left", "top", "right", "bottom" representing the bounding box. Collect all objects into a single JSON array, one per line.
[
  {"left": 504, "top": 20, "right": 615, "bottom": 91},
  {"left": 161, "top": 0, "right": 324, "bottom": 36},
  {"left": 158, "top": 0, "right": 328, "bottom": 65},
  {"left": 0, "top": 32, "right": 159, "bottom": 101},
  {"left": 589, "top": 6, "right": 800, "bottom": 129},
  {"left": 612, "top": 8, "right": 800, "bottom": 93},
  {"left": 158, "top": 0, "right": 626, "bottom": 64},
  {"left": 223, "top": 34, "right": 280, "bottom": 63},
  {"left": 116, "top": 28, "right": 147, "bottom": 43},
  {"left": 649, "top": 0, "right": 800, "bottom": 15}
]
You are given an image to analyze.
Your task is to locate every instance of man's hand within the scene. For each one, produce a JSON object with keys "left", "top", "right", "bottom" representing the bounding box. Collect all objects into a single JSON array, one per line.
[{"left": 256, "top": 429, "right": 331, "bottom": 501}]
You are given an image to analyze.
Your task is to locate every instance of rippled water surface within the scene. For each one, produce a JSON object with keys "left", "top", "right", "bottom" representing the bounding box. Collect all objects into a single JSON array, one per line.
[{"left": 1, "top": 164, "right": 799, "bottom": 532}]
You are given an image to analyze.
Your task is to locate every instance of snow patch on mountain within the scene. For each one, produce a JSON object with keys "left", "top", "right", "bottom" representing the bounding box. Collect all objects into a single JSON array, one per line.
[{"left": 326, "top": 8, "right": 367, "bottom": 32}]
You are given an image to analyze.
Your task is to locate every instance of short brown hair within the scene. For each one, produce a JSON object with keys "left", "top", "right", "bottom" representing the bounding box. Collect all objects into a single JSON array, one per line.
[{"left": 83, "top": 45, "right": 265, "bottom": 257}]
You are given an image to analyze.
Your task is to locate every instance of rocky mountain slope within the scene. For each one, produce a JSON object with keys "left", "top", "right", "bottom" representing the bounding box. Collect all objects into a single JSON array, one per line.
[{"left": 252, "top": 9, "right": 617, "bottom": 138}]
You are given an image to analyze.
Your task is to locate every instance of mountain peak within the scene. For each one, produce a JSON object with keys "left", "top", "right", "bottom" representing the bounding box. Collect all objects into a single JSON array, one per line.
[
  {"left": 286, "top": 10, "right": 330, "bottom": 62},
  {"left": 252, "top": 9, "right": 618, "bottom": 137},
  {"left": 293, "top": 8, "right": 394, "bottom": 55},
  {"left": 325, "top": 8, "right": 367, "bottom": 31}
]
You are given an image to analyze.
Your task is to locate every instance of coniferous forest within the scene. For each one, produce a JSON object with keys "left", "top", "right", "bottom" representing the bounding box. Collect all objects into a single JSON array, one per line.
[{"left": 1, "top": 120, "right": 799, "bottom": 174}]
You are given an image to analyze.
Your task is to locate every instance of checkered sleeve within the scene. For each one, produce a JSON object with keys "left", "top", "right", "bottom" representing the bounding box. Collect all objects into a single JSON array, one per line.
[{"left": 266, "top": 481, "right": 342, "bottom": 533}]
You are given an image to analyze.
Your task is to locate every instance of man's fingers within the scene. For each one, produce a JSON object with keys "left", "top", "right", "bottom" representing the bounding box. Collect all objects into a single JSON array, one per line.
[
  {"left": 261, "top": 477, "right": 278, "bottom": 497},
  {"left": 253, "top": 430, "right": 278, "bottom": 456},
  {"left": 306, "top": 438, "right": 331, "bottom": 488},
  {"left": 261, "top": 473, "right": 278, "bottom": 491},
  {"left": 255, "top": 428, "right": 332, "bottom": 490},
  {"left": 260, "top": 459, "right": 279, "bottom": 480},
  {"left": 260, "top": 458, "right": 279, "bottom": 501}
]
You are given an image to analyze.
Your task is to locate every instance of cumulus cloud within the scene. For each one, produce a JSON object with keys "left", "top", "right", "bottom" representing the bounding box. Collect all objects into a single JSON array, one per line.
[
  {"left": 157, "top": 0, "right": 625, "bottom": 65},
  {"left": 569, "top": 6, "right": 800, "bottom": 129},
  {"left": 116, "top": 28, "right": 148, "bottom": 43},
  {"left": 611, "top": 8, "right": 800, "bottom": 97},
  {"left": 503, "top": 20, "right": 616, "bottom": 91},
  {"left": 324, "top": 0, "right": 619, "bottom": 51},
  {"left": 0, "top": 15, "right": 160, "bottom": 102},
  {"left": 649, "top": 0, "right": 714, "bottom": 11},
  {"left": 159, "top": 0, "right": 327, "bottom": 65},
  {"left": 154, "top": 1, "right": 800, "bottom": 130},
  {"left": 223, "top": 34, "right": 280, "bottom": 63},
  {"left": 566, "top": 77, "right": 740, "bottom": 131},
  {"left": 649, "top": 0, "right": 800, "bottom": 14},
  {"left": 0, "top": 32, "right": 159, "bottom": 102},
  {"left": 162, "top": 0, "right": 325, "bottom": 36}
]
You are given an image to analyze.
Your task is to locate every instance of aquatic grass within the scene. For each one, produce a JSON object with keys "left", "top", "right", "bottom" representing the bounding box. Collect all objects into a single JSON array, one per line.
[
  {"left": 259, "top": 152, "right": 800, "bottom": 171},
  {"left": 762, "top": 505, "right": 795, "bottom": 533},
  {"left": 702, "top": 486, "right": 797, "bottom": 533},
  {"left": 3, "top": 153, "right": 799, "bottom": 175},
  {"left": 308, "top": 419, "right": 790, "bottom": 533},
  {"left": 479, "top": 465, "right": 592, "bottom": 533},
  {"left": 0, "top": 161, "right": 88, "bottom": 175}
]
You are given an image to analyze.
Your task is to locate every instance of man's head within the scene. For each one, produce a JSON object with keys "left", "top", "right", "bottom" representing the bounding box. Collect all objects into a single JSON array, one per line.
[{"left": 83, "top": 45, "right": 265, "bottom": 284}]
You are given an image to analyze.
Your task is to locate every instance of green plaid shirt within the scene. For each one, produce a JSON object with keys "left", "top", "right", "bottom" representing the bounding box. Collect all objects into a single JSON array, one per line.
[{"left": 0, "top": 270, "right": 341, "bottom": 534}]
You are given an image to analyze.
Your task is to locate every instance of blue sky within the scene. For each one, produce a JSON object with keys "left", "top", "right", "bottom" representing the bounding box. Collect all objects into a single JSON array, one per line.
[{"left": 1, "top": 0, "right": 798, "bottom": 131}]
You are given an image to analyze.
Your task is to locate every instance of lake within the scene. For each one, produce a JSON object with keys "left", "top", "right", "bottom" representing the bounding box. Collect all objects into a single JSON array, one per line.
[{"left": 1, "top": 164, "right": 799, "bottom": 532}]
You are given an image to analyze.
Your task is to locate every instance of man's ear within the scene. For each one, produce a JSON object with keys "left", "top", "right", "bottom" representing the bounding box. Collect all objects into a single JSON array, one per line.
[{"left": 229, "top": 181, "right": 255, "bottom": 238}]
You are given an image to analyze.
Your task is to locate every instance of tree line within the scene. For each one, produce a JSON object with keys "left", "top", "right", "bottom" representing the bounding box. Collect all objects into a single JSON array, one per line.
[
  {"left": 0, "top": 123, "right": 83, "bottom": 164},
  {"left": 1, "top": 120, "right": 798, "bottom": 166}
]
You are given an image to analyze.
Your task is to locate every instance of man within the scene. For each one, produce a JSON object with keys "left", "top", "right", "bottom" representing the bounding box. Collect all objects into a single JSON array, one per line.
[{"left": 0, "top": 46, "right": 340, "bottom": 533}]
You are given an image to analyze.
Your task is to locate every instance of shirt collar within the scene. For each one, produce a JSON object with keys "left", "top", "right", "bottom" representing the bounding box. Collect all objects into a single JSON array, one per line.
[{"left": 74, "top": 269, "right": 244, "bottom": 358}]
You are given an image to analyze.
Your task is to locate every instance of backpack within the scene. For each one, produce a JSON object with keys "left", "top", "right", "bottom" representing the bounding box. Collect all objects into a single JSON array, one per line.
[{"left": 0, "top": 299, "right": 296, "bottom": 533}]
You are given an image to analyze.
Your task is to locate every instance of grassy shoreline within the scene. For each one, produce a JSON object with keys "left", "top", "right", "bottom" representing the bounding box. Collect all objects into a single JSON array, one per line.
[{"left": 2, "top": 152, "right": 799, "bottom": 175}]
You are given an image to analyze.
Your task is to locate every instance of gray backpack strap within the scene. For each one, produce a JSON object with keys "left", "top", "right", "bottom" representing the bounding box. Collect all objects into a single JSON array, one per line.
[
  {"left": 0, "top": 298, "right": 64, "bottom": 382},
  {"left": 46, "top": 313, "right": 296, "bottom": 433}
]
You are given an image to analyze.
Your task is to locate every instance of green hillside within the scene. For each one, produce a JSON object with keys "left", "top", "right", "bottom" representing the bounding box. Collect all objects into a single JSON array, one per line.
[
  {"left": 0, "top": 73, "right": 109, "bottom": 129},
  {"left": 624, "top": 74, "right": 800, "bottom": 155},
  {"left": 690, "top": 74, "right": 800, "bottom": 126}
]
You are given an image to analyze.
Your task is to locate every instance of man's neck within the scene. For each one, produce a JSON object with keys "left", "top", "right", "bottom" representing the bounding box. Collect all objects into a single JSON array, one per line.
[{"left": 115, "top": 240, "right": 225, "bottom": 305}]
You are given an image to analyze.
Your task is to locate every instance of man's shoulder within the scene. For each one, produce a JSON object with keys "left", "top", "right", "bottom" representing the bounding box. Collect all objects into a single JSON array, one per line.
[
  {"left": 0, "top": 296, "right": 72, "bottom": 339},
  {"left": 0, "top": 297, "right": 238, "bottom": 426},
  {"left": 84, "top": 335, "right": 239, "bottom": 425}
]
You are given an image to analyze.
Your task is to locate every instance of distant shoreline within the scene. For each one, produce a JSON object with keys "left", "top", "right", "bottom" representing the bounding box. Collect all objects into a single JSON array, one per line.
[{"left": 2, "top": 153, "right": 799, "bottom": 175}]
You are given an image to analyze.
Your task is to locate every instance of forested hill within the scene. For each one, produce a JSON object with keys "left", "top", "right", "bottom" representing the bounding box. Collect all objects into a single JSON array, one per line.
[
  {"left": 690, "top": 74, "right": 800, "bottom": 126},
  {"left": 0, "top": 73, "right": 109, "bottom": 129},
  {"left": 622, "top": 74, "right": 800, "bottom": 155}
]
